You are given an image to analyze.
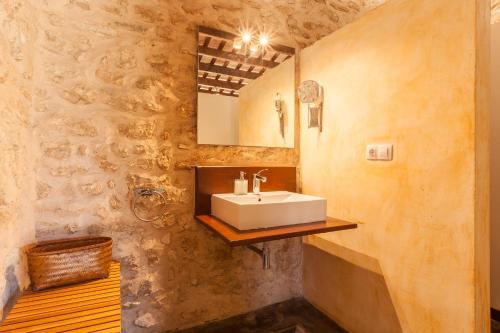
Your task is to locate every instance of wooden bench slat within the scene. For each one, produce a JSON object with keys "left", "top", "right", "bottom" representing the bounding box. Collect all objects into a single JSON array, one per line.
[
  {"left": 16, "top": 282, "right": 120, "bottom": 303},
  {"left": 7, "top": 296, "right": 120, "bottom": 319},
  {"left": 3, "top": 300, "right": 120, "bottom": 324},
  {"left": 11, "top": 289, "right": 120, "bottom": 310},
  {"left": 20, "top": 273, "right": 120, "bottom": 297},
  {"left": 58, "top": 321, "right": 121, "bottom": 333},
  {"left": 19, "top": 278, "right": 119, "bottom": 300},
  {"left": 20, "top": 277, "right": 120, "bottom": 299},
  {"left": 13, "top": 286, "right": 121, "bottom": 308},
  {"left": 0, "top": 310, "right": 120, "bottom": 333},
  {"left": 30, "top": 315, "right": 120, "bottom": 333},
  {"left": 0, "top": 262, "right": 121, "bottom": 333},
  {"left": 0, "top": 305, "right": 120, "bottom": 331},
  {"left": 90, "top": 326, "right": 122, "bottom": 333}
]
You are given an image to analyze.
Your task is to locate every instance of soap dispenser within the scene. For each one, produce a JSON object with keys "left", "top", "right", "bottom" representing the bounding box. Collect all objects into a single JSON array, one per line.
[{"left": 234, "top": 171, "right": 248, "bottom": 195}]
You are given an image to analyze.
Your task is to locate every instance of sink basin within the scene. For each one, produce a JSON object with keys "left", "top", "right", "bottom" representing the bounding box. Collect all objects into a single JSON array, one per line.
[{"left": 211, "top": 191, "right": 327, "bottom": 230}]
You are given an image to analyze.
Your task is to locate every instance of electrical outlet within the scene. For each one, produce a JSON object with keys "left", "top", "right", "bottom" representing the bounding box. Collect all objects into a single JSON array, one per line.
[{"left": 366, "top": 144, "right": 378, "bottom": 160}]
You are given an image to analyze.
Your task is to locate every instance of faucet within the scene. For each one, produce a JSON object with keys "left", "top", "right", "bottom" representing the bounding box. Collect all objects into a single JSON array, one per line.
[{"left": 252, "top": 169, "right": 268, "bottom": 194}]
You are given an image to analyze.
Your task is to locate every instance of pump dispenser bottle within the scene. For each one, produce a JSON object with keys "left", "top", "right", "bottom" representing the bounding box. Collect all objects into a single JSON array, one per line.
[{"left": 234, "top": 171, "right": 248, "bottom": 195}]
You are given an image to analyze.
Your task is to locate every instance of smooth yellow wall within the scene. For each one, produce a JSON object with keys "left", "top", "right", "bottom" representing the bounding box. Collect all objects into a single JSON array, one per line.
[
  {"left": 474, "top": 1, "right": 490, "bottom": 331},
  {"left": 491, "top": 21, "right": 500, "bottom": 311},
  {"left": 300, "top": 0, "right": 489, "bottom": 332},
  {"left": 239, "top": 56, "right": 295, "bottom": 148}
]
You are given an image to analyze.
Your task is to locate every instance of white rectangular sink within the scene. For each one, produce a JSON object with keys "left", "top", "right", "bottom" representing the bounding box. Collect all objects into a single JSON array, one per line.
[{"left": 211, "top": 191, "right": 327, "bottom": 230}]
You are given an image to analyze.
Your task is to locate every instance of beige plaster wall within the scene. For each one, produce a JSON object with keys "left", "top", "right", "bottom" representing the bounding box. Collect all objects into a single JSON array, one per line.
[
  {"left": 197, "top": 93, "right": 239, "bottom": 145},
  {"left": 239, "top": 56, "right": 295, "bottom": 148},
  {"left": 491, "top": 21, "right": 500, "bottom": 311},
  {"left": 300, "top": 0, "right": 489, "bottom": 332},
  {"left": 473, "top": 1, "right": 490, "bottom": 331},
  {"left": 28, "top": 0, "right": 383, "bottom": 331},
  {"left": 0, "top": 0, "right": 37, "bottom": 320}
]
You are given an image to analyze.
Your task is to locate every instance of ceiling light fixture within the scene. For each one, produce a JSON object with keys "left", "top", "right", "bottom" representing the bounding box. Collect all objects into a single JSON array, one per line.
[
  {"left": 233, "top": 40, "right": 242, "bottom": 50},
  {"left": 259, "top": 35, "right": 269, "bottom": 46},
  {"left": 242, "top": 32, "right": 252, "bottom": 43}
]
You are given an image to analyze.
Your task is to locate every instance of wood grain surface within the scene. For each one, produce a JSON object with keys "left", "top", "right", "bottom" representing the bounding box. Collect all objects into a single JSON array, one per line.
[
  {"left": 196, "top": 215, "right": 357, "bottom": 246},
  {"left": 0, "top": 262, "right": 122, "bottom": 333}
]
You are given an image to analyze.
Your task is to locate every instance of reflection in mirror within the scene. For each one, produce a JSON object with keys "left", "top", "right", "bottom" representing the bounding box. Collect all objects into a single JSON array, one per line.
[{"left": 197, "top": 26, "right": 295, "bottom": 148}]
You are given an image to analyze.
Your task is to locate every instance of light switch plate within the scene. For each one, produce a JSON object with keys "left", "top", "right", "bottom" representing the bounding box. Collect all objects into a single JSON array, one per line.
[
  {"left": 366, "top": 143, "right": 394, "bottom": 161},
  {"left": 377, "top": 144, "right": 393, "bottom": 161}
]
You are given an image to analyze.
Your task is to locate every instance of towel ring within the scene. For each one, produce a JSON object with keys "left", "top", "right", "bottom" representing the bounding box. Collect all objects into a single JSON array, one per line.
[{"left": 131, "top": 188, "right": 170, "bottom": 222}]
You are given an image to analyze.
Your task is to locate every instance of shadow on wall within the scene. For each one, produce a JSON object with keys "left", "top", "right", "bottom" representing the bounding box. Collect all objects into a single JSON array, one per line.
[
  {"left": 1, "top": 265, "right": 20, "bottom": 321},
  {"left": 280, "top": 100, "right": 289, "bottom": 141},
  {"left": 303, "top": 242, "right": 402, "bottom": 333}
]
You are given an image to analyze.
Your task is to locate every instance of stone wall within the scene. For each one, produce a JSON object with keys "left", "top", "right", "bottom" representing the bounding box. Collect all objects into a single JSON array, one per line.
[
  {"left": 30, "top": 0, "right": 381, "bottom": 331},
  {"left": 0, "top": 0, "right": 37, "bottom": 320},
  {"left": 494, "top": 0, "right": 500, "bottom": 24}
]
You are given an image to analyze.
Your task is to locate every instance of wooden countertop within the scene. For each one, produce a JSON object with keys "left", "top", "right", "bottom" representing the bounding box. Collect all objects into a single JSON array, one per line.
[{"left": 195, "top": 215, "right": 357, "bottom": 246}]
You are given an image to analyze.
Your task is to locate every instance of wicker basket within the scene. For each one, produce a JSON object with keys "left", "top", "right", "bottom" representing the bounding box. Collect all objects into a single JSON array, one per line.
[{"left": 27, "top": 236, "right": 113, "bottom": 291}]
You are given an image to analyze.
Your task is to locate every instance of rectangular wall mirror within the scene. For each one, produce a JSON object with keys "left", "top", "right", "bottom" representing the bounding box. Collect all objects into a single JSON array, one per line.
[{"left": 197, "top": 26, "right": 296, "bottom": 148}]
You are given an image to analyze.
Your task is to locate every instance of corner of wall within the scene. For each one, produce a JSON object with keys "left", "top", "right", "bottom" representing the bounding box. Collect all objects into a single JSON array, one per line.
[
  {"left": 475, "top": 0, "right": 491, "bottom": 331},
  {"left": 0, "top": 0, "right": 38, "bottom": 321}
]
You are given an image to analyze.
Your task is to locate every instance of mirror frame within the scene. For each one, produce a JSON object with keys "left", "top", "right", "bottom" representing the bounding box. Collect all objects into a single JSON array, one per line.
[{"left": 196, "top": 25, "right": 298, "bottom": 149}]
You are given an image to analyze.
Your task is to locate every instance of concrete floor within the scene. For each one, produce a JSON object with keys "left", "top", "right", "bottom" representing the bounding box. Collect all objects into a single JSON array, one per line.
[
  {"left": 492, "top": 318, "right": 500, "bottom": 333},
  {"left": 166, "top": 298, "right": 346, "bottom": 333},
  {"left": 168, "top": 302, "right": 500, "bottom": 333}
]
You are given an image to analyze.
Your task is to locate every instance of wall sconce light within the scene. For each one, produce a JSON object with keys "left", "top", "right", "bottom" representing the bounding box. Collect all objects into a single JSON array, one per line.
[
  {"left": 275, "top": 92, "right": 285, "bottom": 138},
  {"left": 274, "top": 92, "right": 282, "bottom": 117},
  {"left": 298, "top": 80, "right": 323, "bottom": 132}
]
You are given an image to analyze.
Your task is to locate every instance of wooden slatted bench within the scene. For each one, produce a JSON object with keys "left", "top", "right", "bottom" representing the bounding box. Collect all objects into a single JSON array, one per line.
[{"left": 0, "top": 262, "right": 121, "bottom": 333}]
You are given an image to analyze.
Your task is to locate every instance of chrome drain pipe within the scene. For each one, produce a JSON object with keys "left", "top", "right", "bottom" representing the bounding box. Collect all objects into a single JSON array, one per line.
[{"left": 247, "top": 242, "right": 271, "bottom": 269}]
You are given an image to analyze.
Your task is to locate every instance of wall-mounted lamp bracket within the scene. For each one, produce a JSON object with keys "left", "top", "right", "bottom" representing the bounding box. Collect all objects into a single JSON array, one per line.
[
  {"left": 298, "top": 80, "right": 323, "bottom": 132},
  {"left": 307, "top": 103, "right": 323, "bottom": 131}
]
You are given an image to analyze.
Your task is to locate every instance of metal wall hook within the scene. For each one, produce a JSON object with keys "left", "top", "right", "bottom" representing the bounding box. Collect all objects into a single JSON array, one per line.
[{"left": 131, "top": 187, "right": 170, "bottom": 222}]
